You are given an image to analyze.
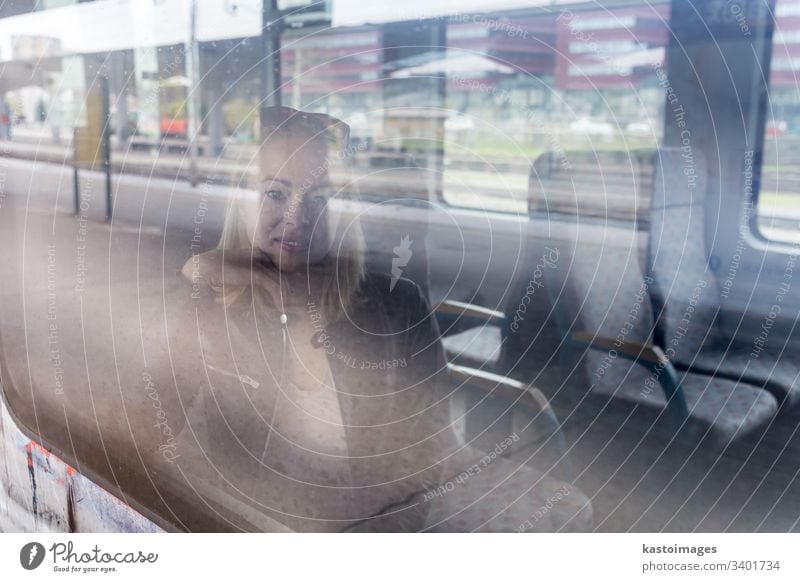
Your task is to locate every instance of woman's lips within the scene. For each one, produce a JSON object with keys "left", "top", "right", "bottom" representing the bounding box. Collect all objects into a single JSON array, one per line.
[{"left": 275, "top": 238, "right": 308, "bottom": 253}]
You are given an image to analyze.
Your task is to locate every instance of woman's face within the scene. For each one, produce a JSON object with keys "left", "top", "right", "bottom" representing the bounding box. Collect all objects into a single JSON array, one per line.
[{"left": 247, "top": 131, "right": 337, "bottom": 273}]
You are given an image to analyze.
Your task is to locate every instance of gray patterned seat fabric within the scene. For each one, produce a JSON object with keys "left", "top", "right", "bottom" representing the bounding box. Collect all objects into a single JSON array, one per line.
[
  {"left": 679, "top": 341, "right": 800, "bottom": 406},
  {"left": 590, "top": 354, "right": 777, "bottom": 447},
  {"left": 648, "top": 148, "right": 800, "bottom": 407},
  {"left": 421, "top": 451, "right": 592, "bottom": 532},
  {"left": 535, "top": 154, "right": 777, "bottom": 448}
]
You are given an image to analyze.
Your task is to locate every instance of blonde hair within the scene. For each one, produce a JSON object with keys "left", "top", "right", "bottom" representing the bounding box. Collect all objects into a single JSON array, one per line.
[{"left": 217, "top": 108, "right": 365, "bottom": 323}]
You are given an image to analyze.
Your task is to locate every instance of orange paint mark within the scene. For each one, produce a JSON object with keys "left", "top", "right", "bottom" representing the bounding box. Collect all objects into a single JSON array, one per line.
[
  {"left": 25, "top": 439, "right": 78, "bottom": 476},
  {"left": 29, "top": 441, "right": 52, "bottom": 457}
]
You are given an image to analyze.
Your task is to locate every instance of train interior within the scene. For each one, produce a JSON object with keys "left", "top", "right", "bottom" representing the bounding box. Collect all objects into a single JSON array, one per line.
[{"left": 1, "top": 0, "right": 800, "bottom": 532}]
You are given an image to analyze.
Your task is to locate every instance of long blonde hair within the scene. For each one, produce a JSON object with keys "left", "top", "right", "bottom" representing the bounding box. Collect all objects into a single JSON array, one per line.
[{"left": 217, "top": 107, "right": 365, "bottom": 324}]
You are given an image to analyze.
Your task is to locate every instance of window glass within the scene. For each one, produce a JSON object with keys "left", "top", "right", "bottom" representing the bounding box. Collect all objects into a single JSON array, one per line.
[
  {"left": 440, "top": 4, "right": 669, "bottom": 216},
  {"left": 760, "top": 0, "right": 800, "bottom": 242},
  {"left": 0, "top": 0, "right": 675, "bottom": 532}
]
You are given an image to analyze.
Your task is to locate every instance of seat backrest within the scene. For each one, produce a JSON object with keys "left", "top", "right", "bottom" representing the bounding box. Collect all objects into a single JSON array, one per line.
[
  {"left": 358, "top": 166, "right": 433, "bottom": 297},
  {"left": 647, "top": 147, "right": 721, "bottom": 362},
  {"left": 528, "top": 150, "right": 657, "bottom": 393},
  {"left": 528, "top": 148, "right": 655, "bottom": 225},
  {"left": 545, "top": 222, "right": 656, "bottom": 391}
]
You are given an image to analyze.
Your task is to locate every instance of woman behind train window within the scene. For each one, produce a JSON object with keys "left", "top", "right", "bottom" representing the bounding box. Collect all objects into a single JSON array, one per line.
[
  {"left": 162, "top": 106, "right": 590, "bottom": 533},
  {"left": 169, "top": 106, "right": 452, "bottom": 532}
]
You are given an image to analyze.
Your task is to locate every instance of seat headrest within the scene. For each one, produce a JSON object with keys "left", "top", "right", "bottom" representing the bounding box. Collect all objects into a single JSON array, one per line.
[
  {"left": 651, "top": 146, "right": 708, "bottom": 209},
  {"left": 528, "top": 149, "right": 657, "bottom": 224}
]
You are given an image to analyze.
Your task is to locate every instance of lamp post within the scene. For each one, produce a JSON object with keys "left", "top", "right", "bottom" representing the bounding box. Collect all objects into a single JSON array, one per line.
[{"left": 186, "top": 0, "right": 200, "bottom": 186}]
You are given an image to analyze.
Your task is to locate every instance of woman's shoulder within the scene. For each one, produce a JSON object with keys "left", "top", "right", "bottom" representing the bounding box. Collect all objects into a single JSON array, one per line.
[
  {"left": 180, "top": 249, "right": 224, "bottom": 287},
  {"left": 180, "top": 248, "right": 256, "bottom": 288}
]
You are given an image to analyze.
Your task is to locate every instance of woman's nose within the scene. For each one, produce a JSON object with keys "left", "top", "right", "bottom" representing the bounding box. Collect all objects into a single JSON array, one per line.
[{"left": 283, "top": 194, "right": 310, "bottom": 226}]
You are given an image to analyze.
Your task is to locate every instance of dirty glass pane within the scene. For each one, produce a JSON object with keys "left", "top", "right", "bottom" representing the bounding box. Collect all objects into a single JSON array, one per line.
[
  {"left": 17, "top": 0, "right": 800, "bottom": 535},
  {"left": 0, "top": 0, "right": 597, "bottom": 532},
  {"left": 759, "top": 0, "right": 800, "bottom": 242}
]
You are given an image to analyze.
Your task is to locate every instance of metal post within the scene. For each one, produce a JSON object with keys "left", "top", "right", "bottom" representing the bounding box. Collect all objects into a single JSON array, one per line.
[
  {"left": 431, "top": 19, "right": 447, "bottom": 205},
  {"left": 261, "top": 0, "right": 282, "bottom": 109},
  {"left": 102, "top": 75, "right": 112, "bottom": 220},
  {"left": 73, "top": 137, "right": 80, "bottom": 215},
  {"left": 113, "top": 51, "right": 130, "bottom": 145},
  {"left": 207, "top": 62, "right": 224, "bottom": 157},
  {"left": 186, "top": 0, "right": 200, "bottom": 187}
]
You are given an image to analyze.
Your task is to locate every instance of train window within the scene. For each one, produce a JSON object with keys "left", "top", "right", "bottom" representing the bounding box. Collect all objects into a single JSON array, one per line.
[
  {"left": 760, "top": 0, "right": 800, "bottom": 242},
  {"left": 10, "top": 0, "right": 799, "bottom": 536},
  {"left": 440, "top": 4, "right": 670, "bottom": 216},
  {"left": 1, "top": 0, "right": 611, "bottom": 532},
  {"left": 278, "top": 3, "right": 671, "bottom": 218}
]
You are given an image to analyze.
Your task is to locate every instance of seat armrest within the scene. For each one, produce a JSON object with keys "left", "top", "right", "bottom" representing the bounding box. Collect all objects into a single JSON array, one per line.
[
  {"left": 447, "top": 363, "right": 548, "bottom": 415},
  {"left": 435, "top": 299, "right": 506, "bottom": 329},
  {"left": 572, "top": 331, "right": 669, "bottom": 366},
  {"left": 446, "top": 362, "right": 571, "bottom": 480},
  {"left": 437, "top": 300, "right": 506, "bottom": 323},
  {"left": 570, "top": 331, "right": 689, "bottom": 429}
]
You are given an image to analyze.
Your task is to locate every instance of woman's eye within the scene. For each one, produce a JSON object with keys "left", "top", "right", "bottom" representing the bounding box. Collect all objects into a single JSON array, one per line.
[
  {"left": 265, "top": 190, "right": 286, "bottom": 201},
  {"left": 310, "top": 195, "right": 328, "bottom": 207}
]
